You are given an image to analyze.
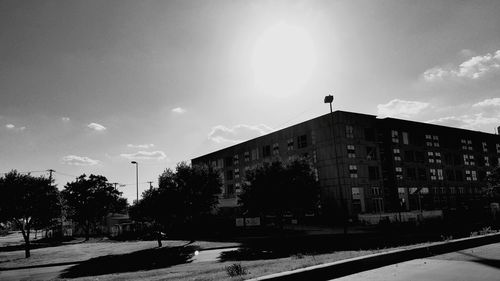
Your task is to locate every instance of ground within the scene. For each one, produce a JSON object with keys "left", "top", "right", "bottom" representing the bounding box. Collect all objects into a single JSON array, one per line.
[{"left": 0, "top": 231, "right": 428, "bottom": 281}]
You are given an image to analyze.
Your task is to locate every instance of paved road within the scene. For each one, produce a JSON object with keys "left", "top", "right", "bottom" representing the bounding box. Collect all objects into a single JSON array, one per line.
[{"left": 335, "top": 242, "right": 500, "bottom": 281}]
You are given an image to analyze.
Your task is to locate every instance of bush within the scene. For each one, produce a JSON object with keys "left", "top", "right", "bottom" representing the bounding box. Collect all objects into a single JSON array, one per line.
[{"left": 225, "top": 263, "right": 248, "bottom": 277}]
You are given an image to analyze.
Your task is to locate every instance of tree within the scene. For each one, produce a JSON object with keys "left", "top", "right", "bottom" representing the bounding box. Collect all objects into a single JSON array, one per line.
[
  {"left": 0, "top": 171, "right": 61, "bottom": 258},
  {"left": 485, "top": 166, "right": 500, "bottom": 201},
  {"left": 62, "top": 174, "right": 127, "bottom": 240},
  {"left": 130, "top": 162, "right": 221, "bottom": 245},
  {"left": 239, "top": 159, "right": 320, "bottom": 225}
]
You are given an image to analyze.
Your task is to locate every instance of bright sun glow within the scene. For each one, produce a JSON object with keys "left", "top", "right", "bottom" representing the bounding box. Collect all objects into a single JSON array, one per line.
[{"left": 252, "top": 22, "right": 316, "bottom": 97}]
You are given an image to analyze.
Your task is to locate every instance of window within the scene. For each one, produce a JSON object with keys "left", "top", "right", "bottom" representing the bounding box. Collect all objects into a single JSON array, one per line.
[
  {"left": 371, "top": 187, "right": 381, "bottom": 196},
  {"left": 463, "top": 154, "right": 475, "bottom": 166},
  {"left": 425, "top": 134, "right": 433, "bottom": 147},
  {"left": 226, "top": 184, "right": 235, "bottom": 197},
  {"left": 430, "top": 168, "right": 437, "bottom": 180},
  {"left": 217, "top": 159, "right": 224, "bottom": 168},
  {"left": 272, "top": 143, "right": 279, "bottom": 156},
  {"left": 471, "top": 170, "right": 477, "bottom": 181},
  {"left": 234, "top": 168, "right": 240, "bottom": 179},
  {"left": 458, "top": 187, "right": 465, "bottom": 195},
  {"left": 395, "top": 167, "right": 403, "bottom": 179},
  {"left": 497, "top": 144, "right": 500, "bottom": 154},
  {"left": 393, "top": 148, "right": 401, "bottom": 161},
  {"left": 251, "top": 148, "right": 259, "bottom": 161},
  {"left": 402, "top": 132, "right": 409, "bottom": 145},
  {"left": 368, "top": 166, "right": 380, "bottom": 180},
  {"left": 351, "top": 187, "right": 361, "bottom": 200},
  {"left": 433, "top": 135, "right": 440, "bottom": 147},
  {"left": 262, "top": 145, "right": 271, "bottom": 157},
  {"left": 461, "top": 139, "right": 473, "bottom": 150},
  {"left": 233, "top": 154, "right": 239, "bottom": 166},
  {"left": 349, "top": 165, "right": 358, "bottom": 178},
  {"left": 244, "top": 151, "right": 250, "bottom": 162},
  {"left": 366, "top": 146, "right": 377, "bottom": 160},
  {"left": 346, "top": 125, "right": 354, "bottom": 138},
  {"left": 484, "top": 156, "right": 490, "bottom": 167},
  {"left": 297, "top": 135, "right": 307, "bottom": 148},
  {"left": 465, "top": 170, "right": 472, "bottom": 181},
  {"left": 347, "top": 145, "right": 356, "bottom": 158},
  {"left": 391, "top": 130, "right": 399, "bottom": 143},
  {"left": 398, "top": 187, "right": 406, "bottom": 199},
  {"left": 482, "top": 142, "right": 488, "bottom": 153},
  {"left": 287, "top": 138, "right": 294, "bottom": 151},
  {"left": 435, "top": 152, "right": 442, "bottom": 164},
  {"left": 437, "top": 169, "right": 443, "bottom": 180},
  {"left": 428, "top": 151, "right": 435, "bottom": 163}
]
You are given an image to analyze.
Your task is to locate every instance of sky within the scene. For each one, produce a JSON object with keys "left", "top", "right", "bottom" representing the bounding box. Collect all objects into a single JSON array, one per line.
[{"left": 1, "top": 0, "right": 500, "bottom": 203}]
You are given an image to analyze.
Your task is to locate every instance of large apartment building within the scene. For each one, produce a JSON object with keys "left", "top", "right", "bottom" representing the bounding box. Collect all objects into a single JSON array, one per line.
[{"left": 192, "top": 111, "right": 500, "bottom": 221}]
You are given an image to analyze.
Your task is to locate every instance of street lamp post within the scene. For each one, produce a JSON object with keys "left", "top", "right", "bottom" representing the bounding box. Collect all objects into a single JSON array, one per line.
[
  {"left": 131, "top": 161, "right": 138, "bottom": 204},
  {"left": 324, "top": 94, "right": 348, "bottom": 234}
]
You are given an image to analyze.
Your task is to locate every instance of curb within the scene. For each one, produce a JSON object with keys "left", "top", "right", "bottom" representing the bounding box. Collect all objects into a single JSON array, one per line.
[{"left": 248, "top": 232, "right": 500, "bottom": 281}]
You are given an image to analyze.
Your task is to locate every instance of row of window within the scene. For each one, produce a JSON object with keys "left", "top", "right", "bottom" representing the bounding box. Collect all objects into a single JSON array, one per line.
[
  {"left": 393, "top": 167, "right": 491, "bottom": 182},
  {"left": 390, "top": 149, "right": 500, "bottom": 167}
]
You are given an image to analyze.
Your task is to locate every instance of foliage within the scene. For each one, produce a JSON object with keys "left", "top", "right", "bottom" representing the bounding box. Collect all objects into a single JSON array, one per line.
[
  {"left": 225, "top": 263, "right": 248, "bottom": 277},
  {"left": 62, "top": 174, "right": 127, "bottom": 240},
  {"left": 239, "top": 159, "right": 320, "bottom": 218},
  {"left": 0, "top": 170, "right": 61, "bottom": 257},
  {"left": 483, "top": 166, "right": 500, "bottom": 202},
  {"left": 130, "top": 162, "right": 221, "bottom": 243}
]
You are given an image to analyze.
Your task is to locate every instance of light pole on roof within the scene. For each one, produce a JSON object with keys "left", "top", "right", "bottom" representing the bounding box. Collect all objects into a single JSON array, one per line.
[{"left": 131, "top": 161, "right": 139, "bottom": 204}]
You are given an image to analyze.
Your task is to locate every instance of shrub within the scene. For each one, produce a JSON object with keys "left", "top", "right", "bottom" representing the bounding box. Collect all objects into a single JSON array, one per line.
[{"left": 225, "top": 263, "right": 248, "bottom": 277}]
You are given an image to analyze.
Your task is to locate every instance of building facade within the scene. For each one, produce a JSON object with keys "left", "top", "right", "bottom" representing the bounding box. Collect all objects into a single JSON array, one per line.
[{"left": 192, "top": 111, "right": 500, "bottom": 221}]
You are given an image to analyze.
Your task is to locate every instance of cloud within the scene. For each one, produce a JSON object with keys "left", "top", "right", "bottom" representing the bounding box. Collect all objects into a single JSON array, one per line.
[
  {"left": 62, "top": 155, "right": 100, "bottom": 166},
  {"left": 120, "top": 150, "right": 167, "bottom": 160},
  {"left": 88, "top": 122, "right": 106, "bottom": 131},
  {"left": 62, "top": 117, "right": 70, "bottom": 122},
  {"left": 172, "top": 107, "right": 186, "bottom": 114},
  {"left": 423, "top": 50, "right": 500, "bottom": 81},
  {"left": 472, "top": 97, "right": 500, "bottom": 108},
  {"left": 208, "top": 124, "right": 273, "bottom": 143},
  {"left": 5, "top": 124, "right": 26, "bottom": 131},
  {"left": 377, "top": 99, "right": 430, "bottom": 118},
  {"left": 127, "top": 143, "right": 155, "bottom": 149},
  {"left": 426, "top": 97, "right": 500, "bottom": 133}
]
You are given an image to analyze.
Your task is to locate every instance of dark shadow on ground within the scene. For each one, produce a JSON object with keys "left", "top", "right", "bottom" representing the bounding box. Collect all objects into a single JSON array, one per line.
[
  {"left": 59, "top": 245, "right": 196, "bottom": 278},
  {"left": 457, "top": 251, "right": 500, "bottom": 270},
  {"left": 220, "top": 232, "right": 443, "bottom": 262},
  {"left": 0, "top": 237, "right": 85, "bottom": 253}
]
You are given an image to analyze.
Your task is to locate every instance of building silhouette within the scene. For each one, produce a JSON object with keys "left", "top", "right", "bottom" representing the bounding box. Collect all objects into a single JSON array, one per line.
[{"left": 192, "top": 111, "right": 500, "bottom": 223}]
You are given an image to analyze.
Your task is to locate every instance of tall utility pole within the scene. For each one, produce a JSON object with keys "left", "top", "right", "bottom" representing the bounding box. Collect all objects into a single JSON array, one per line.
[
  {"left": 112, "top": 182, "right": 119, "bottom": 190},
  {"left": 131, "top": 161, "right": 139, "bottom": 204},
  {"left": 324, "top": 94, "right": 348, "bottom": 235}
]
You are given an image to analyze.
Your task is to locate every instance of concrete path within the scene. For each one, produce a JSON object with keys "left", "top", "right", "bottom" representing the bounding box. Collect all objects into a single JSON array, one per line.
[{"left": 335, "top": 242, "right": 500, "bottom": 281}]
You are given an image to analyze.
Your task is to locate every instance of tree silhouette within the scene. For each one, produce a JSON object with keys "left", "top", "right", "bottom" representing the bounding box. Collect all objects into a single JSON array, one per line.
[
  {"left": 239, "top": 159, "right": 319, "bottom": 226},
  {"left": 130, "top": 162, "right": 221, "bottom": 244},
  {"left": 0, "top": 170, "right": 61, "bottom": 258},
  {"left": 62, "top": 174, "right": 127, "bottom": 240}
]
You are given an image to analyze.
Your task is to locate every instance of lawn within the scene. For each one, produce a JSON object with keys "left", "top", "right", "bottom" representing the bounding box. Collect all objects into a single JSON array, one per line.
[{"left": 0, "top": 231, "right": 432, "bottom": 281}]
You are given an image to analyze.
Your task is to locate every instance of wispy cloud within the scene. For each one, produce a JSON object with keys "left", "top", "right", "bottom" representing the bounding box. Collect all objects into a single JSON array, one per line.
[
  {"left": 62, "top": 155, "right": 100, "bottom": 166},
  {"left": 88, "top": 122, "right": 106, "bottom": 131},
  {"left": 172, "top": 107, "right": 186, "bottom": 114},
  {"left": 5, "top": 124, "right": 26, "bottom": 131},
  {"left": 423, "top": 50, "right": 500, "bottom": 81},
  {"left": 377, "top": 99, "right": 430, "bottom": 118},
  {"left": 127, "top": 143, "right": 155, "bottom": 149},
  {"left": 426, "top": 97, "right": 500, "bottom": 133},
  {"left": 120, "top": 150, "right": 167, "bottom": 160},
  {"left": 208, "top": 124, "right": 273, "bottom": 144}
]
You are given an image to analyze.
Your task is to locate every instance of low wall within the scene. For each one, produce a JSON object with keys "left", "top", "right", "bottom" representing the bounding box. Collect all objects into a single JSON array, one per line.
[{"left": 358, "top": 210, "right": 443, "bottom": 225}]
